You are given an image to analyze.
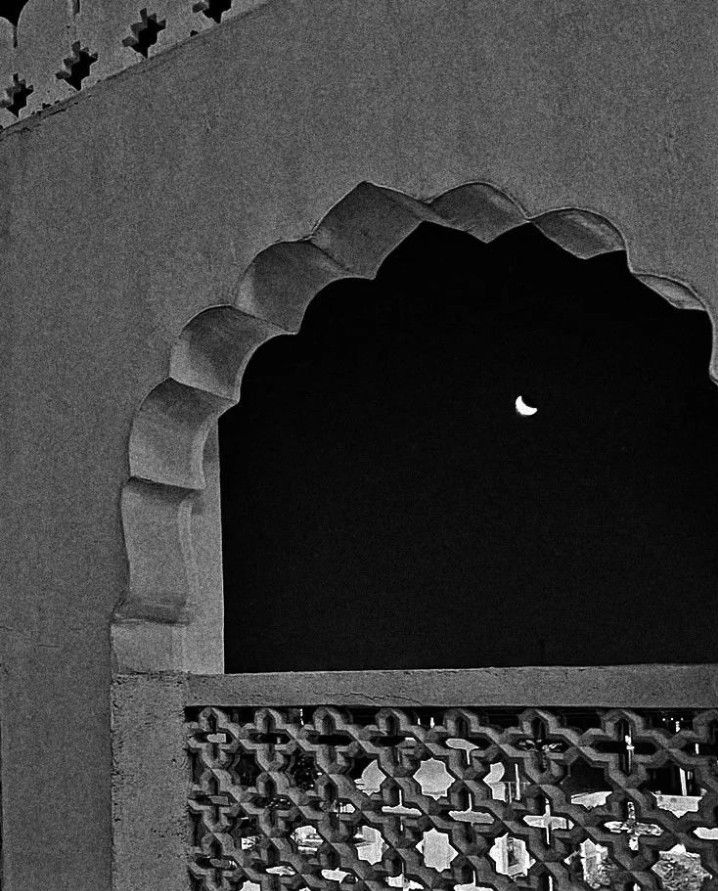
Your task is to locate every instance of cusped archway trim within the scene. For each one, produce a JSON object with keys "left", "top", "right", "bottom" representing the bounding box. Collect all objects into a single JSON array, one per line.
[{"left": 116, "top": 180, "right": 709, "bottom": 634}]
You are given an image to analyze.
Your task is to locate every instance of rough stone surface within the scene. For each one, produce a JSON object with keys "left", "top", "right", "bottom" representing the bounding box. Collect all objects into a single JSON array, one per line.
[{"left": 0, "top": 2, "right": 716, "bottom": 889}]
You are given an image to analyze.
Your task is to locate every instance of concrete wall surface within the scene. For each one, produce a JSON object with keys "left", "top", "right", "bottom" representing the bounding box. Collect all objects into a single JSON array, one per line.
[{"left": 0, "top": 1, "right": 716, "bottom": 888}]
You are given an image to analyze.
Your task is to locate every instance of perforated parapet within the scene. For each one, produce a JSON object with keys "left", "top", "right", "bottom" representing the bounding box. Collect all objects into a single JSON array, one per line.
[
  {"left": 187, "top": 702, "right": 718, "bottom": 891},
  {"left": 0, "top": 0, "right": 258, "bottom": 127}
]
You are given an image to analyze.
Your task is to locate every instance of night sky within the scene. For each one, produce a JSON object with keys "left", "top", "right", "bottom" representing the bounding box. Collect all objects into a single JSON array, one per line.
[{"left": 220, "top": 222, "right": 718, "bottom": 672}]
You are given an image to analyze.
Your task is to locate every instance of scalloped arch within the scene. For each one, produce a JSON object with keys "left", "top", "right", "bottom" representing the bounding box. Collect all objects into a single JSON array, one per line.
[
  {"left": 0, "top": 0, "right": 28, "bottom": 29},
  {"left": 115, "top": 180, "right": 711, "bottom": 644}
]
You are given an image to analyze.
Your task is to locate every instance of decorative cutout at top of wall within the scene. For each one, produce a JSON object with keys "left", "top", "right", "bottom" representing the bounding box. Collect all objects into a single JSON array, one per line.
[{"left": 0, "top": 0, "right": 257, "bottom": 129}]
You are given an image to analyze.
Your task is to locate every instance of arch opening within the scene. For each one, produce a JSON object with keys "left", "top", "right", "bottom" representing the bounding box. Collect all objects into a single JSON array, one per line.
[
  {"left": 116, "top": 181, "right": 715, "bottom": 674},
  {"left": 220, "top": 221, "right": 718, "bottom": 671}
]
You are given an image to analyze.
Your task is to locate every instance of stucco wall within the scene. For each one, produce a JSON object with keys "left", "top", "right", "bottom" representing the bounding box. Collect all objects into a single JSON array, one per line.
[{"left": 0, "top": 1, "right": 716, "bottom": 888}]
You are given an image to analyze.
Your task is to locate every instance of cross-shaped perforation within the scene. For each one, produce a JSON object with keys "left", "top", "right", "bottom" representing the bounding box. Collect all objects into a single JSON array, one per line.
[
  {"left": 193, "top": 0, "right": 233, "bottom": 24},
  {"left": 55, "top": 42, "right": 98, "bottom": 91},
  {"left": 122, "top": 8, "right": 167, "bottom": 58},
  {"left": 1, "top": 73, "right": 33, "bottom": 116}
]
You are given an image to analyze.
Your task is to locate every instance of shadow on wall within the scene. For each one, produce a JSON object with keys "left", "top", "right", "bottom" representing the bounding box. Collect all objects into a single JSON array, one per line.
[{"left": 220, "top": 222, "right": 718, "bottom": 672}]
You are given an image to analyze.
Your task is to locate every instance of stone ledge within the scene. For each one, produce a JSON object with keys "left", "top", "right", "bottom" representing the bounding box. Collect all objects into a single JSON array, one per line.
[{"left": 184, "top": 664, "right": 718, "bottom": 709}]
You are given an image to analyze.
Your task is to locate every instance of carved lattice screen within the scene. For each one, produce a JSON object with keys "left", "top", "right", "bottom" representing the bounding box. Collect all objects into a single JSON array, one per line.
[{"left": 187, "top": 702, "right": 718, "bottom": 891}]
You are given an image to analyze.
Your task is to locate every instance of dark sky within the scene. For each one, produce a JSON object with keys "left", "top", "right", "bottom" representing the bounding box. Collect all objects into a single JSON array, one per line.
[{"left": 220, "top": 222, "right": 718, "bottom": 672}]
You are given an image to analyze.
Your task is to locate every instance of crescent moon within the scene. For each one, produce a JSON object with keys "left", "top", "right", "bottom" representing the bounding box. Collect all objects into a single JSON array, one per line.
[{"left": 515, "top": 395, "right": 538, "bottom": 416}]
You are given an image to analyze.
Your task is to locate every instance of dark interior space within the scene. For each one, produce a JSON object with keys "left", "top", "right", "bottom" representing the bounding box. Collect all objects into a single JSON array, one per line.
[{"left": 220, "top": 222, "right": 718, "bottom": 672}]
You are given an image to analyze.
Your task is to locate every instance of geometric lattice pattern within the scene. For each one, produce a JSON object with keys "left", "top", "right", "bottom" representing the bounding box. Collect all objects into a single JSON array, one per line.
[{"left": 187, "top": 707, "right": 718, "bottom": 891}]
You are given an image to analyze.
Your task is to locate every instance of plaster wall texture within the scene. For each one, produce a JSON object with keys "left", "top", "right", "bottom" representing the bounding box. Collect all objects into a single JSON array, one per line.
[
  {"left": 112, "top": 674, "right": 190, "bottom": 891},
  {"left": 0, "top": 1, "right": 716, "bottom": 888}
]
